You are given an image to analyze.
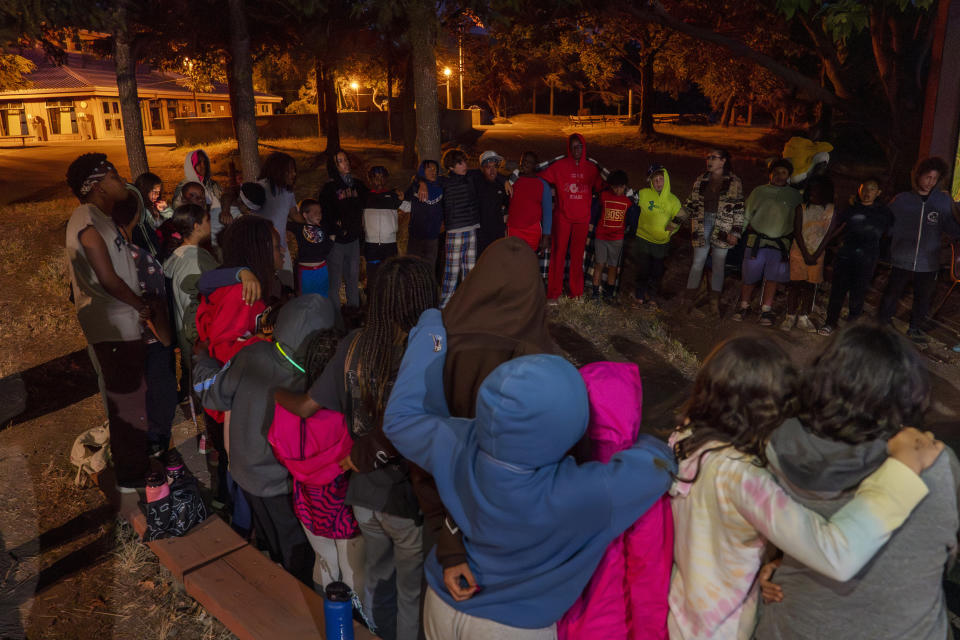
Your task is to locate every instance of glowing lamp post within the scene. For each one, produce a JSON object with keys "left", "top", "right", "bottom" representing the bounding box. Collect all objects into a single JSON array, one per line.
[
  {"left": 443, "top": 67, "right": 452, "bottom": 108},
  {"left": 351, "top": 81, "right": 360, "bottom": 111}
]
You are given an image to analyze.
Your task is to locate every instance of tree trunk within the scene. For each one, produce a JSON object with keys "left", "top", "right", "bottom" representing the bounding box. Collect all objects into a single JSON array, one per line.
[
  {"left": 227, "top": 0, "right": 259, "bottom": 181},
  {"left": 227, "top": 67, "right": 239, "bottom": 138},
  {"left": 532, "top": 86, "right": 536, "bottom": 114},
  {"left": 578, "top": 90, "right": 584, "bottom": 112},
  {"left": 747, "top": 99, "right": 754, "bottom": 126},
  {"left": 112, "top": 3, "right": 148, "bottom": 180},
  {"left": 320, "top": 63, "right": 340, "bottom": 153},
  {"left": 720, "top": 92, "right": 735, "bottom": 127},
  {"left": 401, "top": 57, "right": 417, "bottom": 169},
  {"left": 408, "top": 0, "right": 441, "bottom": 163},
  {"left": 315, "top": 57, "right": 324, "bottom": 140},
  {"left": 869, "top": 5, "right": 900, "bottom": 120},
  {"left": 637, "top": 55, "right": 655, "bottom": 135},
  {"left": 386, "top": 62, "right": 393, "bottom": 141},
  {"left": 549, "top": 83, "right": 555, "bottom": 116}
]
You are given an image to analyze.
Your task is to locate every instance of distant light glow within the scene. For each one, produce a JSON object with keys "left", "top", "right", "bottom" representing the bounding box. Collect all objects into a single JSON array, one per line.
[{"left": 443, "top": 67, "right": 452, "bottom": 77}]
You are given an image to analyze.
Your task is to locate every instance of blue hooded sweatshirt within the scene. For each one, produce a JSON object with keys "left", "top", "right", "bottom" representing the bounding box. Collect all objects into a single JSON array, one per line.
[
  {"left": 405, "top": 161, "right": 444, "bottom": 240},
  {"left": 383, "top": 309, "right": 676, "bottom": 629}
]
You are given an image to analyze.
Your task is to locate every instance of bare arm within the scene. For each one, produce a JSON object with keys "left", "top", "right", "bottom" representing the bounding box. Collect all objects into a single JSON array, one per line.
[
  {"left": 287, "top": 204, "right": 305, "bottom": 224},
  {"left": 274, "top": 388, "right": 321, "bottom": 418},
  {"left": 78, "top": 226, "right": 146, "bottom": 313}
]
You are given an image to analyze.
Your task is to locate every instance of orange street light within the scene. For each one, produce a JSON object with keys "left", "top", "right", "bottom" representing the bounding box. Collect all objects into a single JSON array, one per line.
[
  {"left": 350, "top": 81, "right": 360, "bottom": 110},
  {"left": 443, "top": 67, "right": 452, "bottom": 108}
]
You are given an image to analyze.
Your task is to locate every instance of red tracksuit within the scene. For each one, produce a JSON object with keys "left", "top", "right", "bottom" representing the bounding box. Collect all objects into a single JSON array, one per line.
[{"left": 539, "top": 133, "right": 604, "bottom": 299}]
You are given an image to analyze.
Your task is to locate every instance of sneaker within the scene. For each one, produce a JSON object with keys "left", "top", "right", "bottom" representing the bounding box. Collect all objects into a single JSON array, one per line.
[
  {"left": 780, "top": 314, "right": 797, "bottom": 331},
  {"left": 731, "top": 305, "right": 750, "bottom": 322},
  {"left": 906, "top": 328, "right": 930, "bottom": 343},
  {"left": 759, "top": 310, "right": 776, "bottom": 326},
  {"left": 818, "top": 324, "right": 834, "bottom": 336},
  {"left": 796, "top": 315, "right": 817, "bottom": 333}
]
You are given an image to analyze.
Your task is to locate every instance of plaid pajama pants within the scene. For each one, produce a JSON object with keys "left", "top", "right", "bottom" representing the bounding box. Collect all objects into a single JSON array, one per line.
[{"left": 441, "top": 228, "right": 477, "bottom": 307}]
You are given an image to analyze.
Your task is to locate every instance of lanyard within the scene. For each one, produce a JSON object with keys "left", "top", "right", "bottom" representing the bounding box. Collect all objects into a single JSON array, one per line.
[{"left": 275, "top": 342, "right": 305, "bottom": 373}]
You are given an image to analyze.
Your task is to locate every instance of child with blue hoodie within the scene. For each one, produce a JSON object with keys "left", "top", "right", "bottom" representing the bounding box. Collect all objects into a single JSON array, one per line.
[{"left": 382, "top": 310, "right": 677, "bottom": 639}]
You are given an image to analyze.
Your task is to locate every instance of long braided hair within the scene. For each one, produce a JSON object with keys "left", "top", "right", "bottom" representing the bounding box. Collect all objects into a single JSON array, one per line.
[
  {"left": 220, "top": 215, "right": 277, "bottom": 303},
  {"left": 352, "top": 256, "right": 438, "bottom": 425}
]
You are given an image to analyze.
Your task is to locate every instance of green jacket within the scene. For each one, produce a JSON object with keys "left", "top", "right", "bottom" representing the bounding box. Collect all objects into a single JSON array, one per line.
[{"left": 635, "top": 169, "right": 682, "bottom": 245}]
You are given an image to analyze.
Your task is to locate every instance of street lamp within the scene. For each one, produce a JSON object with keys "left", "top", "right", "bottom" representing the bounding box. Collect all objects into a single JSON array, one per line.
[
  {"left": 443, "top": 67, "right": 452, "bottom": 109},
  {"left": 350, "top": 81, "right": 360, "bottom": 111}
]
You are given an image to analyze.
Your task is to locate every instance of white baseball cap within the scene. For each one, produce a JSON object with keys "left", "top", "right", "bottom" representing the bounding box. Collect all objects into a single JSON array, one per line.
[{"left": 479, "top": 150, "right": 503, "bottom": 166}]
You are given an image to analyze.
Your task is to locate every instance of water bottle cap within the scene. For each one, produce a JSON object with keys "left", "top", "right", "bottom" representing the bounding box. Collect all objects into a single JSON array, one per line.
[{"left": 325, "top": 581, "right": 351, "bottom": 602}]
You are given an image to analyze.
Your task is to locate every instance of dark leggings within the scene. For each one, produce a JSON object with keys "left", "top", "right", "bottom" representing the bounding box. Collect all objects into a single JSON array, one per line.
[
  {"left": 825, "top": 253, "right": 877, "bottom": 326},
  {"left": 632, "top": 241, "right": 667, "bottom": 300},
  {"left": 144, "top": 342, "right": 178, "bottom": 449},
  {"left": 877, "top": 267, "right": 938, "bottom": 330},
  {"left": 91, "top": 340, "right": 149, "bottom": 486},
  {"left": 787, "top": 281, "right": 816, "bottom": 315}
]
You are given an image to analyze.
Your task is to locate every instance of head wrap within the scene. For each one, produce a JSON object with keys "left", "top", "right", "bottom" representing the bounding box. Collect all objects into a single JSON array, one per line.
[{"left": 79, "top": 160, "right": 115, "bottom": 196}]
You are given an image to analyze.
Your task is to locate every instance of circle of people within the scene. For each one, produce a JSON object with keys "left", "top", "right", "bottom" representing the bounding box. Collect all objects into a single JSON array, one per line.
[{"left": 62, "top": 134, "right": 955, "bottom": 640}]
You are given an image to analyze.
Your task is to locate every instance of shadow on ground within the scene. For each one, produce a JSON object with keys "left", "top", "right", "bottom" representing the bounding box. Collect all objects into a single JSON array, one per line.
[{"left": 4, "top": 350, "right": 98, "bottom": 427}]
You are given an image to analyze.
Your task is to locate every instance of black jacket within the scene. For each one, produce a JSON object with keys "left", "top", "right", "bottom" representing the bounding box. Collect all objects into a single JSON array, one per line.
[
  {"left": 319, "top": 174, "right": 368, "bottom": 245},
  {"left": 440, "top": 171, "right": 481, "bottom": 231}
]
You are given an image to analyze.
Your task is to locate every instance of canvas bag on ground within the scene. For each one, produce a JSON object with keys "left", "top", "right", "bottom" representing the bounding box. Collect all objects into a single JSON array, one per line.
[{"left": 69, "top": 425, "right": 111, "bottom": 487}]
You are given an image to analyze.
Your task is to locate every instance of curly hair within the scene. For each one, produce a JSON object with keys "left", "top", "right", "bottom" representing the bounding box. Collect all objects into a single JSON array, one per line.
[
  {"left": 66, "top": 152, "right": 108, "bottom": 200},
  {"left": 442, "top": 148, "right": 468, "bottom": 171},
  {"left": 674, "top": 336, "right": 799, "bottom": 481},
  {"left": 802, "top": 322, "right": 929, "bottom": 444},
  {"left": 219, "top": 215, "right": 277, "bottom": 303},
  {"left": 913, "top": 156, "right": 949, "bottom": 185}
]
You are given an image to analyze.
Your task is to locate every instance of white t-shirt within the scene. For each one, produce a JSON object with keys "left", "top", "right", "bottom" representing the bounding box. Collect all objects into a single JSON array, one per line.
[
  {"left": 65, "top": 203, "right": 143, "bottom": 344},
  {"left": 256, "top": 179, "right": 296, "bottom": 249}
]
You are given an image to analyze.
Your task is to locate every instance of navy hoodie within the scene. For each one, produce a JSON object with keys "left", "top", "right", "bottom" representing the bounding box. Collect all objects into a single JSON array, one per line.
[
  {"left": 406, "top": 161, "right": 444, "bottom": 239},
  {"left": 383, "top": 309, "right": 676, "bottom": 629},
  {"left": 888, "top": 189, "right": 960, "bottom": 272}
]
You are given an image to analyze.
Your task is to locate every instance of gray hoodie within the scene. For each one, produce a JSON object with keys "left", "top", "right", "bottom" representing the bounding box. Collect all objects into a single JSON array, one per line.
[
  {"left": 194, "top": 294, "right": 335, "bottom": 497},
  {"left": 755, "top": 418, "right": 960, "bottom": 640}
]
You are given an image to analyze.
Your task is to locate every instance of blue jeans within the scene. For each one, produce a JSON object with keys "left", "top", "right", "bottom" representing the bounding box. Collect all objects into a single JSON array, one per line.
[{"left": 685, "top": 213, "right": 728, "bottom": 292}]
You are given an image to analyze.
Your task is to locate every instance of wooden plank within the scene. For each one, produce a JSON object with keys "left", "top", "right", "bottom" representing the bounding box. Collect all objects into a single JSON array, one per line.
[
  {"left": 185, "top": 545, "right": 378, "bottom": 640},
  {"left": 146, "top": 515, "right": 247, "bottom": 581}
]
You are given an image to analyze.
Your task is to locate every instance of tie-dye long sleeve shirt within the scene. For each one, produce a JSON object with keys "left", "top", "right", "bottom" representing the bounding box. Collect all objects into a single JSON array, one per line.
[{"left": 667, "top": 439, "right": 928, "bottom": 640}]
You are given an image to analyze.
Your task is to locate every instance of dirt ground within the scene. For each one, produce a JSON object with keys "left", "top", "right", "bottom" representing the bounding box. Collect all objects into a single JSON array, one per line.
[{"left": 2, "top": 114, "right": 959, "bottom": 637}]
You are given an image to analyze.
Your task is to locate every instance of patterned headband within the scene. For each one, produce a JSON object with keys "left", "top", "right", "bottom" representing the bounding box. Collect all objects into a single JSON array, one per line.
[{"left": 79, "top": 160, "right": 116, "bottom": 196}]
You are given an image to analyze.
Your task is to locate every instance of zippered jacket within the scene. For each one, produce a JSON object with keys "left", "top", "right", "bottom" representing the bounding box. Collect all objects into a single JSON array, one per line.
[{"left": 888, "top": 189, "right": 960, "bottom": 273}]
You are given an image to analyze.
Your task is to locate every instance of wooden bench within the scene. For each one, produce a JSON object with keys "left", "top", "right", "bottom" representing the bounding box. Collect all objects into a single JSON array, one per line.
[
  {"left": 98, "top": 473, "right": 378, "bottom": 639},
  {"left": 652, "top": 113, "right": 680, "bottom": 124},
  {"left": 567, "top": 114, "right": 630, "bottom": 127},
  {"left": 0, "top": 134, "right": 35, "bottom": 147}
]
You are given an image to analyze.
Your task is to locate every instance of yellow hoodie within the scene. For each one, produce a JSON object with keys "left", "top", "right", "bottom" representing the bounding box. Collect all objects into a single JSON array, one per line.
[{"left": 635, "top": 169, "right": 682, "bottom": 245}]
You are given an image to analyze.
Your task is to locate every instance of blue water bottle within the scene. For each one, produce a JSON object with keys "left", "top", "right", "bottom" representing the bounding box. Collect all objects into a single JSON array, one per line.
[{"left": 324, "top": 581, "right": 354, "bottom": 640}]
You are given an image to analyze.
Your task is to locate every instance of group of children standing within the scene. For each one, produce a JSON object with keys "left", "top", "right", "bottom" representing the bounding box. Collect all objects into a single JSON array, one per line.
[{"left": 63, "top": 139, "right": 959, "bottom": 640}]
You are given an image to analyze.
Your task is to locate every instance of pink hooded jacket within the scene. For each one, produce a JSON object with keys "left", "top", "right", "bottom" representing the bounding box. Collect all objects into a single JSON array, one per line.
[{"left": 558, "top": 362, "right": 673, "bottom": 640}]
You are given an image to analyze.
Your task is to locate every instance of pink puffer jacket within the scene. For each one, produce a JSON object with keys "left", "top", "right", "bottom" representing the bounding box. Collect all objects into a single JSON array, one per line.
[{"left": 557, "top": 362, "right": 673, "bottom": 640}]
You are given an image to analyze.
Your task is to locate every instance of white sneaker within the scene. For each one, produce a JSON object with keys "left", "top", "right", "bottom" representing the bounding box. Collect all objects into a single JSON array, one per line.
[
  {"left": 780, "top": 314, "right": 796, "bottom": 331},
  {"left": 796, "top": 315, "right": 816, "bottom": 333}
]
